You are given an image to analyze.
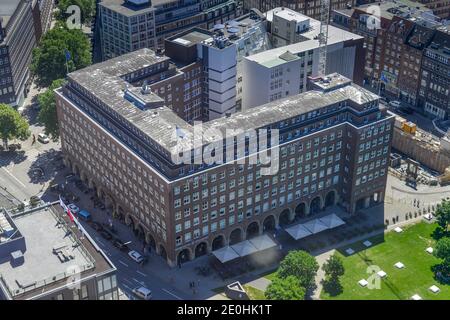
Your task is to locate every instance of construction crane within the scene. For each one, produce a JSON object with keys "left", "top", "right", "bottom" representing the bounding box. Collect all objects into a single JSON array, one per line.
[{"left": 317, "top": 0, "right": 331, "bottom": 78}]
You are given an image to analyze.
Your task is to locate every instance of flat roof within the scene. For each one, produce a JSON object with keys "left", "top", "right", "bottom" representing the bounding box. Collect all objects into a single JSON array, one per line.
[
  {"left": 272, "top": 8, "right": 310, "bottom": 23},
  {"left": 99, "top": 0, "right": 169, "bottom": 16},
  {"left": 246, "top": 23, "right": 363, "bottom": 65},
  {"left": 0, "top": 204, "right": 114, "bottom": 300},
  {"left": 66, "top": 47, "right": 378, "bottom": 154},
  {"left": 172, "top": 30, "right": 213, "bottom": 46},
  {"left": 0, "top": 0, "right": 21, "bottom": 27}
]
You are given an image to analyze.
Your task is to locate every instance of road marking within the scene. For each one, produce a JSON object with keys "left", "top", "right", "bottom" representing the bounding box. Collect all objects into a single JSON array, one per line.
[
  {"left": 1, "top": 168, "right": 26, "bottom": 188},
  {"left": 136, "top": 271, "right": 147, "bottom": 277},
  {"left": 122, "top": 284, "right": 132, "bottom": 291},
  {"left": 162, "top": 289, "right": 182, "bottom": 300},
  {"left": 118, "top": 260, "right": 129, "bottom": 267},
  {"left": 123, "top": 278, "right": 133, "bottom": 285}
]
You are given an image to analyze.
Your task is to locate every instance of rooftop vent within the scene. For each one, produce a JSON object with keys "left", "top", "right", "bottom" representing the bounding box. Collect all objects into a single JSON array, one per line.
[{"left": 126, "top": 0, "right": 150, "bottom": 5}]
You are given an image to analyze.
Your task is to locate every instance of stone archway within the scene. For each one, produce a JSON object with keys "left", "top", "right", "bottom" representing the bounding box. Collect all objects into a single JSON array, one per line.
[
  {"left": 116, "top": 206, "right": 125, "bottom": 221},
  {"left": 310, "top": 196, "right": 322, "bottom": 215},
  {"left": 136, "top": 224, "right": 145, "bottom": 241},
  {"left": 295, "top": 202, "right": 308, "bottom": 219},
  {"left": 145, "top": 232, "right": 156, "bottom": 251},
  {"left": 246, "top": 221, "right": 259, "bottom": 240},
  {"left": 126, "top": 214, "right": 135, "bottom": 230},
  {"left": 195, "top": 242, "right": 208, "bottom": 258},
  {"left": 159, "top": 244, "right": 167, "bottom": 260},
  {"left": 263, "top": 215, "right": 276, "bottom": 232},
  {"left": 279, "top": 208, "right": 293, "bottom": 226},
  {"left": 325, "top": 190, "right": 336, "bottom": 207},
  {"left": 212, "top": 235, "right": 225, "bottom": 251},
  {"left": 177, "top": 249, "right": 191, "bottom": 264},
  {"left": 229, "top": 228, "right": 243, "bottom": 245},
  {"left": 72, "top": 164, "right": 80, "bottom": 177}
]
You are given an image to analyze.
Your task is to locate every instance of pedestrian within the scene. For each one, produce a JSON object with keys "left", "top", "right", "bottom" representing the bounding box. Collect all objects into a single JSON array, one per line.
[{"left": 197, "top": 279, "right": 200, "bottom": 287}]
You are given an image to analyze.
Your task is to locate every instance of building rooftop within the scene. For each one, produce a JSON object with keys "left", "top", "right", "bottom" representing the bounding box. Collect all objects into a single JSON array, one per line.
[
  {"left": 353, "top": 0, "right": 440, "bottom": 27},
  {"left": 270, "top": 7, "right": 310, "bottom": 23},
  {"left": 99, "top": 0, "right": 175, "bottom": 16},
  {"left": 171, "top": 29, "right": 213, "bottom": 47},
  {"left": 0, "top": 203, "right": 115, "bottom": 300},
  {"left": 65, "top": 48, "right": 378, "bottom": 155},
  {"left": 0, "top": 0, "right": 21, "bottom": 28},
  {"left": 245, "top": 21, "right": 363, "bottom": 65}
]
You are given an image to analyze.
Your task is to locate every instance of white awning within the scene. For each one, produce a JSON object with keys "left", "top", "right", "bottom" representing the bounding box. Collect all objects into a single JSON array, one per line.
[
  {"left": 212, "top": 246, "right": 239, "bottom": 263},
  {"left": 319, "top": 213, "right": 345, "bottom": 229},
  {"left": 302, "top": 219, "right": 329, "bottom": 234},
  {"left": 248, "top": 234, "right": 277, "bottom": 251},
  {"left": 285, "top": 224, "right": 313, "bottom": 240},
  {"left": 230, "top": 240, "right": 258, "bottom": 257}
]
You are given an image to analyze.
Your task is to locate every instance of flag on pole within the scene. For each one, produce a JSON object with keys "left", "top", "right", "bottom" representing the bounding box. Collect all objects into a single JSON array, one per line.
[
  {"left": 59, "top": 195, "right": 68, "bottom": 212},
  {"left": 67, "top": 208, "right": 75, "bottom": 223}
]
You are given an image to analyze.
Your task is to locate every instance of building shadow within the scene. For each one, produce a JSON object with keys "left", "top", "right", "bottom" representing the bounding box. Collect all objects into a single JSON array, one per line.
[
  {"left": 0, "top": 150, "right": 27, "bottom": 168},
  {"left": 27, "top": 149, "right": 65, "bottom": 184}
]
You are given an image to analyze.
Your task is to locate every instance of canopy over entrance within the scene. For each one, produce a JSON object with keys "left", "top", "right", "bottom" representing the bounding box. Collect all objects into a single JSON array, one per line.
[
  {"left": 303, "top": 219, "right": 328, "bottom": 234},
  {"left": 230, "top": 240, "right": 258, "bottom": 257},
  {"left": 212, "top": 246, "right": 239, "bottom": 263},
  {"left": 285, "top": 224, "right": 313, "bottom": 240},
  {"left": 248, "top": 234, "right": 277, "bottom": 251},
  {"left": 319, "top": 213, "right": 345, "bottom": 228}
]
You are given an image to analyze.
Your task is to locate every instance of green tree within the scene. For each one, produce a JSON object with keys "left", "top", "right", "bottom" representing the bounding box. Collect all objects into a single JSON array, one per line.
[
  {"left": 435, "top": 237, "right": 450, "bottom": 262},
  {"left": 265, "top": 276, "right": 306, "bottom": 300},
  {"left": 38, "top": 79, "right": 66, "bottom": 141},
  {"left": 277, "top": 250, "right": 319, "bottom": 291},
  {"left": 322, "top": 254, "right": 345, "bottom": 296},
  {"left": 56, "top": 0, "right": 96, "bottom": 25},
  {"left": 31, "top": 23, "right": 92, "bottom": 87},
  {"left": 0, "top": 104, "right": 30, "bottom": 149},
  {"left": 322, "top": 254, "right": 345, "bottom": 279},
  {"left": 433, "top": 237, "right": 450, "bottom": 279},
  {"left": 435, "top": 201, "right": 450, "bottom": 233}
]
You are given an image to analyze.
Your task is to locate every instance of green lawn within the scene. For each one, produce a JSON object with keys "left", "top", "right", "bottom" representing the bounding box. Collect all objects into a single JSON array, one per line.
[
  {"left": 321, "top": 222, "right": 449, "bottom": 300},
  {"left": 243, "top": 285, "right": 266, "bottom": 300}
]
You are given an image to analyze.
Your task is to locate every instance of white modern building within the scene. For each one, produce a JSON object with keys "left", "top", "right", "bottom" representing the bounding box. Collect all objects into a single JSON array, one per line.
[
  {"left": 241, "top": 7, "right": 365, "bottom": 110},
  {"left": 198, "top": 36, "right": 238, "bottom": 119}
]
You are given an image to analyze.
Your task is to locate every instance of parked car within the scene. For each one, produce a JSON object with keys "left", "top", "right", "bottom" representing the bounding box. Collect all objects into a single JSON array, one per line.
[
  {"left": 113, "top": 239, "right": 129, "bottom": 252},
  {"left": 388, "top": 100, "right": 401, "bottom": 108},
  {"left": 100, "top": 230, "right": 113, "bottom": 241},
  {"left": 89, "top": 221, "right": 103, "bottom": 231},
  {"left": 398, "top": 106, "right": 414, "bottom": 115},
  {"left": 77, "top": 209, "right": 91, "bottom": 221},
  {"left": 37, "top": 133, "right": 50, "bottom": 144},
  {"left": 132, "top": 286, "right": 152, "bottom": 300},
  {"left": 67, "top": 204, "right": 80, "bottom": 214},
  {"left": 128, "top": 250, "right": 144, "bottom": 264}
]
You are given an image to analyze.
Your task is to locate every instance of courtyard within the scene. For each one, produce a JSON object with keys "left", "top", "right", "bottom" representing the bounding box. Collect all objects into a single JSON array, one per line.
[{"left": 320, "top": 222, "right": 449, "bottom": 300}]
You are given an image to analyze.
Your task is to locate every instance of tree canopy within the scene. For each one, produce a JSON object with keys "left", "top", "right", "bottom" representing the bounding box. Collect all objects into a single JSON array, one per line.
[
  {"left": 435, "top": 237, "right": 450, "bottom": 262},
  {"left": 38, "top": 79, "right": 66, "bottom": 141},
  {"left": 31, "top": 23, "right": 92, "bottom": 87},
  {"left": 277, "top": 250, "right": 319, "bottom": 290},
  {"left": 435, "top": 201, "right": 450, "bottom": 233},
  {"left": 322, "top": 254, "right": 345, "bottom": 279},
  {"left": 0, "top": 104, "right": 30, "bottom": 148},
  {"left": 56, "top": 0, "right": 96, "bottom": 25},
  {"left": 265, "top": 275, "right": 306, "bottom": 300}
]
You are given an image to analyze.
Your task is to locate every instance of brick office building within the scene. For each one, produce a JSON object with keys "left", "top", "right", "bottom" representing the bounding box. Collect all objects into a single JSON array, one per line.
[{"left": 55, "top": 48, "right": 394, "bottom": 266}]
